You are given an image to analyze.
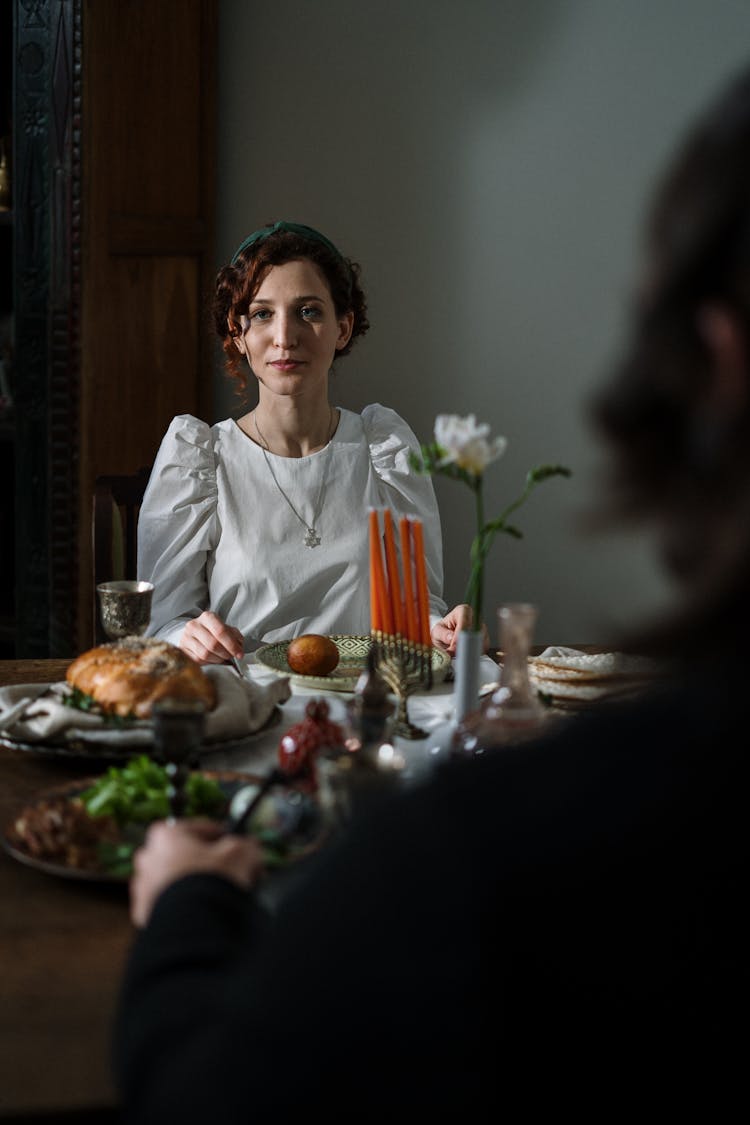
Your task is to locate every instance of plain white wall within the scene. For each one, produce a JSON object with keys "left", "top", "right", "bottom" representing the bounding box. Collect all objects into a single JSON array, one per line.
[{"left": 214, "top": 0, "right": 750, "bottom": 647}]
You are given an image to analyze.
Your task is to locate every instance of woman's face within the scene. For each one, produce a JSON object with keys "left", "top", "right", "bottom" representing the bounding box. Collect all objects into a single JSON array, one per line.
[{"left": 235, "top": 258, "right": 354, "bottom": 398}]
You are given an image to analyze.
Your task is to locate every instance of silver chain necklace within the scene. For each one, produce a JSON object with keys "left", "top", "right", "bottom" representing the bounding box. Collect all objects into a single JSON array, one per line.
[{"left": 254, "top": 408, "right": 334, "bottom": 548}]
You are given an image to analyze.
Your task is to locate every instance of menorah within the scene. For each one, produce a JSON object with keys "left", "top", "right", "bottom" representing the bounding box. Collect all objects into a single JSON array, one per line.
[
  {"left": 369, "top": 509, "right": 435, "bottom": 740},
  {"left": 369, "top": 635, "right": 433, "bottom": 739}
]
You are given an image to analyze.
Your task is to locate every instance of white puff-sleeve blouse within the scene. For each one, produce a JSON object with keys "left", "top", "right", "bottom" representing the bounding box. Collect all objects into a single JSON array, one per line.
[{"left": 137, "top": 404, "right": 447, "bottom": 649}]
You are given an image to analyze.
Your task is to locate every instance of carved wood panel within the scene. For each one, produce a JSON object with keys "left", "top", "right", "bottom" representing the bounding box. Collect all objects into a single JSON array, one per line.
[
  {"left": 12, "top": 0, "right": 216, "bottom": 656},
  {"left": 14, "top": 0, "right": 81, "bottom": 657}
]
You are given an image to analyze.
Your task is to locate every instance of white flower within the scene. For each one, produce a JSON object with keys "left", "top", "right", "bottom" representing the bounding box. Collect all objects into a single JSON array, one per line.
[{"left": 434, "top": 414, "right": 507, "bottom": 476}]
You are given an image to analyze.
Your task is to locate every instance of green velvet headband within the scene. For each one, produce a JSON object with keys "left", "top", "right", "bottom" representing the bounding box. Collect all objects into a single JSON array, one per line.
[{"left": 230, "top": 221, "right": 343, "bottom": 265}]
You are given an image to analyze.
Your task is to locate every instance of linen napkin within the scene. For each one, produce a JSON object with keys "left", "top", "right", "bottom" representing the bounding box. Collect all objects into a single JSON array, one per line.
[{"left": 0, "top": 665, "right": 291, "bottom": 748}]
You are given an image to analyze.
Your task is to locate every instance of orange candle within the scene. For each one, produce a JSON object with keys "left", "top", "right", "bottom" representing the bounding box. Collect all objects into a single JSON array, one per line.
[
  {"left": 412, "top": 518, "right": 432, "bottom": 648},
  {"left": 400, "top": 516, "right": 418, "bottom": 644},
  {"left": 369, "top": 509, "right": 393, "bottom": 635},
  {"left": 368, "top": 509, "right": 383, "bottom": 632},
  {"left": 383, "top": 509, "right": 404, "bottom": 637}
]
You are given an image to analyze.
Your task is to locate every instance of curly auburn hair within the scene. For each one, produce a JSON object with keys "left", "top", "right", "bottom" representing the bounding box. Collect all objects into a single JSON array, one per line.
[
  {"left": 594, "top": 67, "right": 750, "bottom": 527},
  {"left": 213, "top": 227, "right": 370, "bottom": 397},
  {"left": 591, "top": 65, "right": 750, "bottom": 653}
]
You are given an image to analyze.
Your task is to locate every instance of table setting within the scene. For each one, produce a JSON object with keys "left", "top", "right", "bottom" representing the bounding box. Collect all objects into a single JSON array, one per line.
[
  {"left": 0, "top": 533, "right": 496, "bottom": 888},
  {"left": 210, "top": 637, "right": 500, "bottom": 776},
  {"left": 0, "top": 499, "right": 663, "bottom": 887}
]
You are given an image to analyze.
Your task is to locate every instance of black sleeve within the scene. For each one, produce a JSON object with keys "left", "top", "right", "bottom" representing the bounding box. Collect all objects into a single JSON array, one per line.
[
  {"left": 113, "top": 872, "right": 270, "bottom": 1125},
  {"left": 112, "top": 784, "right": 489, "bottom": 1125}
]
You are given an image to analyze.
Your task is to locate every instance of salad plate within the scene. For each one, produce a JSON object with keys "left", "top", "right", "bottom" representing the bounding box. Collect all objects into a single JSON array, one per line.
[
  {"left": 255, "top": 634, "right": 451, "bottom": 692},
  {"left": 2, "top": 761, "right": 326, "bottom": 883}
]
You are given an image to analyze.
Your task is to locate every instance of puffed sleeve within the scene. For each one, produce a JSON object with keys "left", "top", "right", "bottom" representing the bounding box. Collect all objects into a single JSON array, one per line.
[
  {"left": 363, "top": 403, "right": 447, "bottom": 621},
  {"left": 137, "top": 415, "right": 219, "bottom": 646}
]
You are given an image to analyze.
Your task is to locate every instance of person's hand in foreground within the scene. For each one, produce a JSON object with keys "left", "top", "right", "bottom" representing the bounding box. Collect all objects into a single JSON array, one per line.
[
  {"left": 180, "top": 609, "right": 245, "bottom": 665},
  {"left": 431, "top": 603, "right": 489, "bottom": 655},
  {"left": 130, "top": 818, "right": 263, "bottom": 928}
]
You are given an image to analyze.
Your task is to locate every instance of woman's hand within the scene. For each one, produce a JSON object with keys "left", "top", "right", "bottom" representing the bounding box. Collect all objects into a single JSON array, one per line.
[
  {"left": 180, "top": 610, "right": 244, "bottom": 665},
  {"left": 431, "top": 604, "right": 489, "bottom": 655},
  {"left": 130, "top": 818, "right": 263, "bottom": 928}
]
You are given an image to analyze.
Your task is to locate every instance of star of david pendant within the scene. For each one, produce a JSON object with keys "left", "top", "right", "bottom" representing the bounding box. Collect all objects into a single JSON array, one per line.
[{"left": 304, "top": 527, "right": 321, "bottom": 548}]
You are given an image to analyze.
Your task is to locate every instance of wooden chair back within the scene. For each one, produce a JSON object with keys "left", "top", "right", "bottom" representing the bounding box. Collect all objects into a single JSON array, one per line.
[{"left": 92, "top": 466, "right": 152, "bottom": 643}]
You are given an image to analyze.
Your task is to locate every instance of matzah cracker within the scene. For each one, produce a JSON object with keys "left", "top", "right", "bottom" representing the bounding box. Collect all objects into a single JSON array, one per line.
[
  {"left": 530, "top": 677, "right": 642, "bottom": 701},
  {"left": 531, "top": 646, "right": 657, "bottom": 679},
  {"left": 528, "top": 664, "right": 617, "bottom": 683}
]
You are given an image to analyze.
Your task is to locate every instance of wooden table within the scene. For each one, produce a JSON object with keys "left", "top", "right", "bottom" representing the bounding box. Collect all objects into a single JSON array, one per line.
[{"left": 0, "top": 659, "right": 128, "bottom": 1122}]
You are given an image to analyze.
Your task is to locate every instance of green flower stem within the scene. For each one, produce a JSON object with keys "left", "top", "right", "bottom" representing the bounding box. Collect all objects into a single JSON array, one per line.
[
  {"left": 463, "top": 467, "right": 571, "bottom": 631},
  {"left": 473, "top": 479, "right": 484, "bottom": 628},
  {"left": 495, "top": 473, "right": 541, "bottom": 527},
  {"left": 410, "top": 442, "right": 571, "bottom": 636}
]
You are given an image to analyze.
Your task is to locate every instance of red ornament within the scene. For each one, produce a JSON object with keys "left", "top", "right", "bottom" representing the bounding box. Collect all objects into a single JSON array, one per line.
[{"left": 278, "top": 699, "right": 346, "bottom": 787}]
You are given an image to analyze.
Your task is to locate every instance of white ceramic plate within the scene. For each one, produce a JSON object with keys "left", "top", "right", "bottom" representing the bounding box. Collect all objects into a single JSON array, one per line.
[{"left": 0, "top": 705, "right": 282, "bottom": 762}]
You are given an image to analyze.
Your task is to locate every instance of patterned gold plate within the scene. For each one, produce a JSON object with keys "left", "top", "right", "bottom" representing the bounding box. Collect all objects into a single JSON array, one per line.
[{"left": 254, "top": 634, "right": 451, "bottom": 692}]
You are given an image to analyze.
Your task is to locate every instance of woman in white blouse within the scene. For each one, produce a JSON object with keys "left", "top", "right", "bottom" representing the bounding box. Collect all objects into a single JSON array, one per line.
[{"left": 138, "top": 220, "right": 472, "bottom": 665}]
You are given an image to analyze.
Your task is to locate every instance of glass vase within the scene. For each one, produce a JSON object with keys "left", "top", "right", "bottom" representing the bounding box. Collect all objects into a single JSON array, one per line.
[{"left": 455, "top": 603, "right": 546, "bottom": 754}]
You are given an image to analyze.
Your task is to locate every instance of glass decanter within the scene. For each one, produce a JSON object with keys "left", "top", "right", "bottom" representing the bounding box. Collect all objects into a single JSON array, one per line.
[{"left": 455, "top": 603, "right": 546, "bottom": 754}]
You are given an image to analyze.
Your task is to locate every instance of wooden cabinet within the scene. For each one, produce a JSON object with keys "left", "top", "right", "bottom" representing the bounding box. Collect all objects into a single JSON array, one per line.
[
  {"left": 1, "top": 1, "right": 15, "bottom": 656},
  {"left": 6, "top": 0, "right": 216, "bottom": 656}
]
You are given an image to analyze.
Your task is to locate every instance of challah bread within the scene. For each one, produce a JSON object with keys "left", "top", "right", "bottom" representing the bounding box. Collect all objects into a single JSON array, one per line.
[{"left": 66, "top": 637, "right": 216, "bottom": 718}]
